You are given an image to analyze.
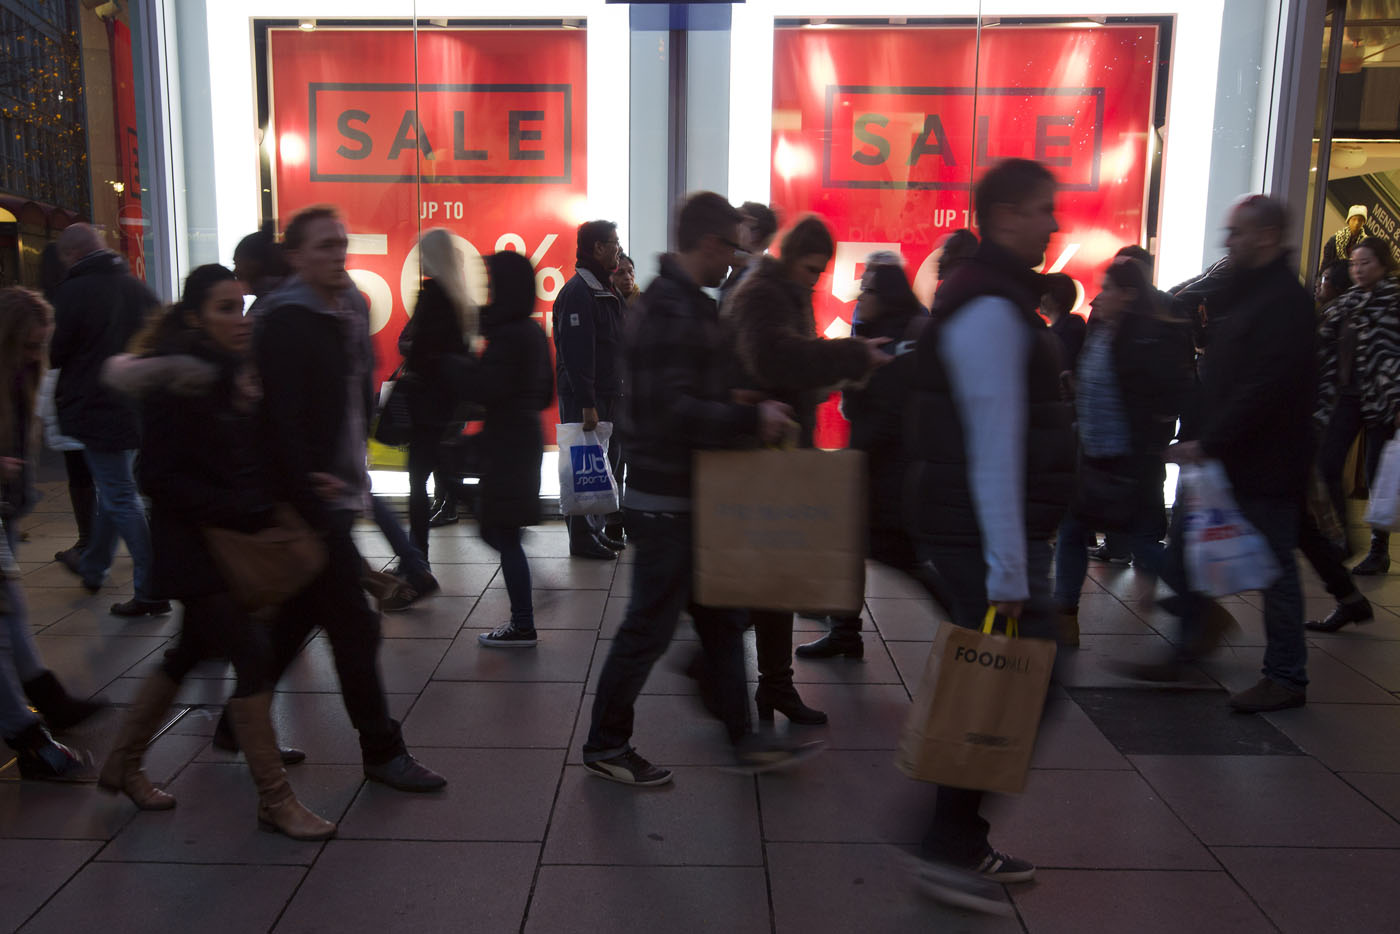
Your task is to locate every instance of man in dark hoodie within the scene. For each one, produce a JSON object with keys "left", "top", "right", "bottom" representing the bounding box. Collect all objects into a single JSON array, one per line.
[
  {"left": 554, "top": 220, "right": 626, "bottom": 559},
  {"left": 254, "top": 205, "right": 444, "bottom": 793},
  {"left": 49, "top": 223, "right": 169, "bottom": 618}
]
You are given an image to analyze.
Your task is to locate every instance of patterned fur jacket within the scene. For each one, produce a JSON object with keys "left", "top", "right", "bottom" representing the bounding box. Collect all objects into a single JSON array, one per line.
[{"left": 1316, "top": 277, "right": 1400, "bottom": 427}]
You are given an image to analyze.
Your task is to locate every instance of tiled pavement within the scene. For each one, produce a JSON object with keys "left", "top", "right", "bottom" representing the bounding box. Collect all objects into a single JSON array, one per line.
[{"left": 5, "top": 482, "right": 1400, "bottom": 932}]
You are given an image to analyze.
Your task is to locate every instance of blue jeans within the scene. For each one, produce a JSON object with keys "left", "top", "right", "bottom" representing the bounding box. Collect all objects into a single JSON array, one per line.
[
  {"left": 0, "top": 525, "right": 43, "bottom": 738},
  {"left": 371, "top": 495, "right": 429, "bottom": 578},
  {"left": 78, "top": 448, "right": 154, "bottom": 600},
  {"left": 584, "top": 508, "right": 749, "bottom": 760},
  {"left": 481, "top": 525, "right": 534, "bottom": 631},
  {"left": 1053, "top": 512, "right": 1166, "bottom": 611}
]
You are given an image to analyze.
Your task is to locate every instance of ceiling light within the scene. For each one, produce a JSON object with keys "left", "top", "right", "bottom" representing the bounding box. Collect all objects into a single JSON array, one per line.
[{"left": 298, "top": 18, "right": 315, "bottom": 31}]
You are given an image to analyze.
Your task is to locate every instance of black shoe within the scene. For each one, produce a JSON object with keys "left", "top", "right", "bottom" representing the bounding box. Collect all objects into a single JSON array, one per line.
[
  {"left": 795, "top": 632, "right": 864, "bottom": 660},
  {"left": 604, "top": 525, "right": 626, "bottom": 545},
  {"left": 363, "top": 752, "right": 447, "bottom": 792},
  {"left": 211, "top": 708, "right": 306, "bottom": 764},
  {"left": 110, "top": 598, "right": 172, "bottom": 618},
  {"left": 5, "top": 722, "right": 97, "bottom": 783},
  {"left": 570, "top": 536, "right": 619, "bottom": 560},
  {"left": 54, "top": 548, "right": 83, "bottom": 575},
  {"left": 21, "top": 671, "right": 108, "bottom": 732},
  {"left": 1352, "top": 549, "right": 1391, "bottom": 576},
  {"left": 477, "top": 623, "right": 538, "bottom": 648},
  {"left": 584, "top": 749, "right": 672, "bottom": 786},
  {"left": 1229, "top": 676, "right": 1306, "bottom": 712},
  {"left": 1088, "top": 543, "right": 1132, "bottom": 565},
  {"left": 755, "top": 681, "right": 828, "bottom": 725},
  {"left": 595, "top": 531, "right": 626, "bottom": 550},
  {"left": 968, "top": 847, "right": 1037, "bottom": 883},
  {"left": 428, "top": 503, "right": 459, "bottom": 528},
  {"left": 1306, "top": 598, "right": 1374, "bottom": 633}
]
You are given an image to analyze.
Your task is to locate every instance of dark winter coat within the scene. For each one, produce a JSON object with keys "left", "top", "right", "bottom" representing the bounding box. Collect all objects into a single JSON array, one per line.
[
  {"left": 724, "top": 255, "right": 871, "bottom": 448},
  {"left": 553, "top": 264, "right": 624, "bottom": 408},
  {"left": 401, "top": 278, "right": 471, "bottom": 432},
  {"left": 50, "top": 251, "right": 160, "bottom": 451},
  {"left": 1188, "top": 253, "right": 1317, "bottom": 500},
  {"left": 1314, "top": 277, "right": 1400, "bottom": 429},
  {"left": 452, "top": 273, "right": 553, "bottom": 529},
  {"left": 140, "top": 338, "right": 274, "bottom": 600}
]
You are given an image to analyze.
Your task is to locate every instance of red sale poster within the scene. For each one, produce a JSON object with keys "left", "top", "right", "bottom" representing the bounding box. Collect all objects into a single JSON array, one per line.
[
  {"left": 772, "top": 25, "right": 1158, "bottom": 447},
  {"left": 268, "top": 27, "right": 587, "bottom": 446}
]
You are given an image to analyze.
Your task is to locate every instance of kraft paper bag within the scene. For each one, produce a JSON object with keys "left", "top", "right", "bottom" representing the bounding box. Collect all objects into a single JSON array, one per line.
[
  {"left": 896, "top": 611, "right": 1057, "bottom": 795},
  {"left": 693, "top": 448, "right": 866, "bottom": 615}
]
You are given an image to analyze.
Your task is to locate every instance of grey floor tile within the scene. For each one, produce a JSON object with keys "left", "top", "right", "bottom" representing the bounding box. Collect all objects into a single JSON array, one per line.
[
  {"left": 435, "top": 628, "right": 597, "bottom": 682},
  {"left": 1012, "top": 869, "right": 1275, "bottom": 934},
  {"left": 423, "top": 536, "right": 502, "bottom": 562},
  {"left": 404, "top": 680, "right": 582, "bottom": 748},
  {"left": 488, "top": 557, "right": 617, "bottom": 591},
  {"left": 525, "top": 866, "right": 770, "bottom": 934},
  {"left": 468, "top": 587, "right": 608, "bottom": 630},
  {"left": 865, "top": 598, "right": 938, "bottom": 641},
  {"left": 520, "top": 530, "right": 576, "bottom": 558},
  {"left": 274, "top": 840, "right": 538, "bottom": 933},
  {"left": 19, "top": 863, "right": 304, "bottom": 934},
  {"left": 101, "top": 763, "right": 363, "bottom": 864},
  {"left": 758, "top": 750, "right": 933, "bottom": 844},
  {"left": 996, "top": 770, "right": 1216, "bottom": 870},
  {"left": 886, "top": 640, "right": 932, "bottom": 692},
  {"left": 376, "top": 595, "right": 475, "bottom": 639},
  {"left": 1132, "top": 754, "right": 1400, "bottom": 846},
  {"left": 336, "top": 748, "right": 561, "bottom": 841},
  {"left": 1311, "top": 638, "right": 1400, "bottom": 692},
  {"left": 279, "top": 636, "right": 450, "bottom": 696},
  {"left": 544, "top": 765, "right": 762, "bottom": 866},
  {"left": 768, "top": 841, "right": 1024, "bottom": 932},
  {"left": 101, "top": 676, "right": 235, "bottom": 707},
  {"left": 765, "top": 681, "right": 911, "bottom": 750},
  {"left": 1069, "top": 688, "right": 1301, "bottom": 756},
  {"left": 568, "top": 692, "right": 744, "bottom": 767},
  {"left": 31, "top": 633, "right": 169, "bottom": 697},
  {"left": 1031, "top": 696, "right": 1130, "bottom": 770},
  {"left": 1053, "top": 634, "right": 1219, "bottom": 690},
  {"left": 0, "top": 839, "right": 100, "bottom": 928},
  {"left": 1075, "top": 592, "right": 1157, "bottom": 635},
  {"left": 1199, "top": 643, "right": 1399, "bottom": 704},
  {"left": 425, "top": 563, "right": 499, "bottom": 596},
  {"left": 37, "top": 604, "right": 182, "bottom": 639},
  {"left": 1213, "top": 846, "right": 1400, "bottom": 934},
  {"left": 1342, "top": 772, "right": 1400, "bottom": 822},
  {"left": 1262, "top": 703, "right": 1400, "bottom": 771},
  {"left": 792, "top": 636, "right": 901, "bottom": 684}
]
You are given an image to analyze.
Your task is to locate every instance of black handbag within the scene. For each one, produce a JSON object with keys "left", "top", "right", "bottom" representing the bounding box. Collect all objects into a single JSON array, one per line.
[
  {"left": 1071, "top": 456, "right": 1138, "bottom": 532},
  {"left": 373, "top": 362, "right": 415, "bottom": 447}
]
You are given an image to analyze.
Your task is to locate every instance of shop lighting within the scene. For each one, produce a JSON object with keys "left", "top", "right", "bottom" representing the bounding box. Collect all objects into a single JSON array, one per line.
[{"left": 298, "top": 18, "right": 315, "bottom": 31}]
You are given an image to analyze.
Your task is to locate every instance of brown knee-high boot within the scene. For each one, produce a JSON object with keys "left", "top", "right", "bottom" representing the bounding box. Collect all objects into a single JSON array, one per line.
[
  {"left": 227, "top": 693, "right": 336, "bottom": 841},
  {"left": 753, "top": 611, "right": 827, "bottom": 725},
  {"left": 98, "top": 671, "right": 179, "bottom": 809}
]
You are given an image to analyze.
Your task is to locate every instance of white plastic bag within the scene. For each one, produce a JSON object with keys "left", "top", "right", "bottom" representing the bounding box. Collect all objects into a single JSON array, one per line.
[
  {"left": 1180, "top": 460, "right": 1280, "bottom": 597},
  {"left": 1365, "top": 439, "right": 1400, "bottom": 530},
  {"left": 557, "top": 421, "right": 619, "bottom": 516}
]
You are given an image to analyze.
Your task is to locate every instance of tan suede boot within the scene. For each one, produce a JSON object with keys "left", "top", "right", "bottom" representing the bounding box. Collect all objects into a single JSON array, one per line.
[
  {"left": 227, "top": 693, "right": 336, "bottom": 841},
  {"left": 97, "top": 671, "right": 179, "bottom": 809}
]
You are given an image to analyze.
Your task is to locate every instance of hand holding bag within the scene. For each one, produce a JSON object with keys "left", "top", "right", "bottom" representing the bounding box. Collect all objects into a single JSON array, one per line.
[
  {"left": 373, "top": 362, "right": 414, "bottom": 448},
  {"left": 896, "top": 609, "right": 1056, "bottom": 794},
  {"left": 1180, "top": 460, "right": 1280, "bottom": 597},
  {"left": 557, "top": 421, "right": 620, "bottom": 516},
  {"left": 202, "top": 503, "right": 328, "bottom": 611}
]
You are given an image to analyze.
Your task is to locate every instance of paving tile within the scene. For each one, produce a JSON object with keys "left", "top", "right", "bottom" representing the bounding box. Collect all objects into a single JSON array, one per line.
[
  {"left": 101, "top": 763, "right": 363, "bottom": 864},
  {"left": 1199, "top": 643, "right": 1399, "bottom": 704},
  {"left": 404, "top": 680, "right": 582, "bottom": 748},
  {"left": 1132, "top": 755, "right": 1400, "bottom": 846},
  {"left": 1342, "top": 772, "right": 1400, "bottom": 822},
  {"left": 1213, "top": 846, "right": 1400, "bottom": 934},
  {"left": 435, "top": 628, "right": 597, "bottom": 682},
  {"left": 1069, "top": 688, "right": 1301, "bottom": 756},
  {"left": 376, "top": 595, "right": 475, "bottom": 639},
  {"left": 468, "top": 587, "right": 607, "bottom": 630},
  {"left": 1311, "top": 638, "right": 1400, "bottom": 692},
  {"left": 568, "top": 693, "right": 743, "bottom": 766},
  {"left": 30, "top": 633, "right": 169, "bottom": 696},
  {"left": 525, "top": 866, "right": 769, "bottom": 934},
  {"left": 37, "top": 604, "right": 183, "bottom": 639},
  {"left": 886, "top": 640, "right": 932, "bottom": 692},
  {"left": 865, "top": 598, "right": 939, "bottom": 641},
  {"left": 487, "top": 556, "right": 617, "bottom": 591},
  {"left": 0, "top": 840, "right": 100, "bottom": 929},
  {"left": 101, "top": 676, "right": 236, "bottom": 708},
  {"left": 792, "top": 636, "right": 901, "bottom": 684},
  {"left": 768, "top": 842, "right": 1022, "bottom": 933},
  {"left": 1031, "top": 695, "right": 1130, "bottom": 770},
  {"left": 520, "top": 530, "right": 576, "bottom": 558},
  {"left": 21, "top": 589, "right": 132, "bottom": 629},
  {"left": 763, "top": 681, "right": 911, "bottom": 750},
  {"left": 544, "top": 765, "right": 762, "bottom": 866},
  {"left": 422, "top": 535, "right": 503, "bottom": 562},
  {"left": 336, "top": 748, "right": 561, "bottom": 841},
  {"left": 1012, "top": 869, "right": 1275, "bottom": 934},
  {"left": 996, "top": 770, "right": 1216, "bottom": 870},
  {"left": 1053, "top": 634, "right": 1219, "bottom": 690},
  {"left": 423, "top": 563, "right": 498, "bottom": 595},
  {"left": 1075, "top": 592, "right": 1157, "bottom": 635},
  {"left": 19, "top": 863, "right": 304, "bottom": 934},
  {"left": 279, "top": 635, "right": 450, "bottom": 695},
  {"left": 758, "top": 750, "right": 933, "bottom": 844},
  {"left": 274, "top": 840, "right": 538, "bottom": 933},
  {"left": 1262, "top": 703, "right": 1400, "bottom": 771}
]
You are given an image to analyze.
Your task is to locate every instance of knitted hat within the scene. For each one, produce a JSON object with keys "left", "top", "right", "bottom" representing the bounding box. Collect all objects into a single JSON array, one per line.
[{"left": 1348, "top": 205, "right": 1368, "bottom": 221}]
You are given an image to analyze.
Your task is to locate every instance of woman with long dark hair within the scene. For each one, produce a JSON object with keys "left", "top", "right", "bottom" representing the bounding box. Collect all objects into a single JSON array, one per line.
[{"left": 99, "top": 264, "right": 335, "bottom": 840}]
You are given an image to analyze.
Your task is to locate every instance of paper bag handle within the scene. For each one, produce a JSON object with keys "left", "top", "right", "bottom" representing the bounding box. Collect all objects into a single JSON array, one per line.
[{"left": 981, "top": 608, "right": 1019, "bottom": 638}]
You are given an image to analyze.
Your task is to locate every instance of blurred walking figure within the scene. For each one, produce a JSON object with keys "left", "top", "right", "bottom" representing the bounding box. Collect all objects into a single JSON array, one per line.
[
  {"left": 1041, "top": 272, "right": 1085, "bottom": 375},
  {"left": 1315, "top": 237, "right": 1400, "bottom": 576},
  {"left": 906, "top": 159, "right": 1074, "bottom": 912},
  {"left": 1321, "top": 204, "right": 1369, "bottom": 270},
  {"left": 0, "top": 287, "right": 101, "bottom": 781},
  {"left": 719, "top": 201, "right": 779, "bottom": 304},
  {"left": 935, "top": 228, "right": 979, "bottom": 283},
  {"left": 725, "top": 216, "right": 886, "bottom": 725},
  {"left": 98, "top": 265, "right": 335, "bottom": 839}
]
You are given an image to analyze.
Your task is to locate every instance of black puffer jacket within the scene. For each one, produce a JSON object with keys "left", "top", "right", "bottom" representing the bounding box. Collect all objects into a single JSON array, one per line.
[
  {"left": 50, "top": 251, "right": 160, "bottom": 451},
  {"left": 402, "top": 278, "right": 471, "bottom": 432}
]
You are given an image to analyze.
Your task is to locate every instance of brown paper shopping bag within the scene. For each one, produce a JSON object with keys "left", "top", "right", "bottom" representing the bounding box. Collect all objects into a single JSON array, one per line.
[
  {"left": 896, "top": 610, "right": 1057, "bottom": 794},
  {"left": 693, "top": 448, "right": 866, "bottom": 615}
]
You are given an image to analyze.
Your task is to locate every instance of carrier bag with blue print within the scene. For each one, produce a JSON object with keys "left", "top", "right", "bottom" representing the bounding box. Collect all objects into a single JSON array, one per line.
[{"left": 557, "top": 422, "right": 620, "bottom": 517}]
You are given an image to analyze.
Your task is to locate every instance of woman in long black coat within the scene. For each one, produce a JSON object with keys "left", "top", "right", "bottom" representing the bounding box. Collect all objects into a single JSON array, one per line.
[{"left": 460, "top": 251, "right": 554, "bottom": 647}]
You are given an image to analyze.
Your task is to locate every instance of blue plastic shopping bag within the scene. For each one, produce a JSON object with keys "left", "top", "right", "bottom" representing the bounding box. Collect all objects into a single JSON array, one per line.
[{"left": 557, "top": 422, "right": 619, "bottom": 516}]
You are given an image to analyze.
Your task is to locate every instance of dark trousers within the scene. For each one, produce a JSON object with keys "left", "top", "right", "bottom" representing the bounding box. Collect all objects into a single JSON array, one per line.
[
  {"left": 558, "top": 392, "right": 623, "bottom": 543},
  {"left": 161, "top": 591, "right": 271, "bottom": 698},
  {"left": 266, "top": 510, "right": 404, "bottom": 764},
  {"left": 407, "top": 428, "right": 444, "bottom": 559},
  {"left": 750, "top": 610, "right": 794, "bottom": 684},
  {"left": 584, "top": 508, "right": 749, "bottom": 760},
  {"left": 1298, "top": 509, "right": 1359, "bottom": 601},
  {"left": 1319, "top": 393, "right": 1393, "bottom": 541},
  {"left": 62, "top": 449, "right": 93, "bottom": 549},
  {"left": 481, "top": 524, "right": 534, "bottom": 630},
  {"left": 920, "top": 539, "right": 1054, "bottom": 863}
]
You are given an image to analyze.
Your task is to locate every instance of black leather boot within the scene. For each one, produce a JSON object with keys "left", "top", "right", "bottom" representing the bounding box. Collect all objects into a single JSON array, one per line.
[
  {"left": 1352, "top": 534, "right": 1391, "bottom": 576},
  {"left": 1306, "top": 596, "right": 1374, "bottom": 632},
  {"left": 795, "top": 615, "right": 864, "bottom": 660},
  {"left": 755, "top": 612, "right": 826, "bottom": 724},
  {"left": 21, "top": 670, "right": 108, "bottom": 731},
  {"left": 212, "top": 705, "right": 307, "bottom": 765}
]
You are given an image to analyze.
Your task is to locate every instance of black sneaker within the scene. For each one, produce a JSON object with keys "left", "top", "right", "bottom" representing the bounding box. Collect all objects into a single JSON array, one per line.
[
  {"left": 110, "top": 598, "right": 172, "bottom": 617},
  {"left": 584, "top": 749, "right": 672, "bottom": 786},
  {"left": 478, "top": 623, "right": 538, "bottom": 648},
  {"left": 969, "top": 848, "right": 1036, "bottom": 883},
  {"left": 915, "top": 861, "right": 1013, "bottom": 916}
]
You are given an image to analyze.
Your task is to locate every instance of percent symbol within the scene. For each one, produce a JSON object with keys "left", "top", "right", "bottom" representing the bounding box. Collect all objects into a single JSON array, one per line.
[{"left": 495, "top": 233, "right": 566, "bottom": 302}]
